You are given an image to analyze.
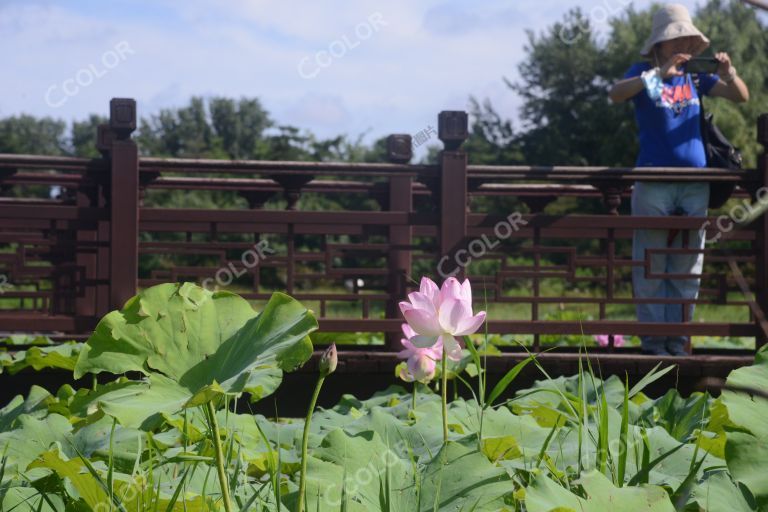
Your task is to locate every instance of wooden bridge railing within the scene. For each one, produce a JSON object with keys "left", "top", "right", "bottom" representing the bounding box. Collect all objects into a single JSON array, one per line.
[{"left": 1, "top": 98, "right": 767, "bottom": 354}]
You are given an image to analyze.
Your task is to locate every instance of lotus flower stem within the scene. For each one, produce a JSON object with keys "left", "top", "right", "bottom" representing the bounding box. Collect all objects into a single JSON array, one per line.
[
  {"left": 206, "top": 401, "right": 233, "bottom": 512},
  {"left": 297, "top": 374, "right": 325, "bottom": 512},
  {"left": 441, "top": 349, "right": 448, "bottom": 444},
  {"left": 298, "top": 344, "right": 336, "bottom": 512},
  {"left": 412, "top": 383, "right": 417, "bottom": 412}
]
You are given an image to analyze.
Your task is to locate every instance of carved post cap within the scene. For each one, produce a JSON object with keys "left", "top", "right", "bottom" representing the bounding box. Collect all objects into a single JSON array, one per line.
[
  {"left": 109, "top": 98, "right": 137, "bottom": 139},
  {"left": 438, "top": 111, "right": 468, "bottom": 150},
  {"left": 386, "top": 134, "right": 413, "bottom": 163}
]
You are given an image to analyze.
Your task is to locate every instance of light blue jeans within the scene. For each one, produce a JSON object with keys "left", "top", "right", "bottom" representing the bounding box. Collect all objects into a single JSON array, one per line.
[{"left": 631, "top": 182, "right": 709, "bottom": 354}]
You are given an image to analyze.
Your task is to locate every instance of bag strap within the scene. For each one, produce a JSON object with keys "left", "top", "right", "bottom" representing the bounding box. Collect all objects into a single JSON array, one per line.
[
  {"left": 692, "top": 74, "right": 710, "bottom": 148},
  {"left": 692, "top": 74, "right": 705, "bottom": 113}
]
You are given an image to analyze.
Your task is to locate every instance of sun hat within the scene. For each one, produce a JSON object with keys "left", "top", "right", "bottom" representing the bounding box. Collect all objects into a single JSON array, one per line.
[{"left": 640, "top": 4, "right": 710, "bottom": 57}]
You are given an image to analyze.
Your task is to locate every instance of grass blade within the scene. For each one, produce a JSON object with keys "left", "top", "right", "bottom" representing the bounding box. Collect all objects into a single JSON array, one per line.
[
  {"left": 486, "top": 356, "right": 535, "bottom": 408},
  {"left": 164, "top": 466, "right": 192, "bottom": 512},
  {"left": 597, "top": 382, "right": 609, "bottom": 476},
  {"left": 627, "top": 442, "right": 687, "bottom": 487},
  {"left": 628, "top": 363, "right": 676, "bottom": 398},
  {"left": 617, "top": 373, "right": 629, "bottom": 486}
]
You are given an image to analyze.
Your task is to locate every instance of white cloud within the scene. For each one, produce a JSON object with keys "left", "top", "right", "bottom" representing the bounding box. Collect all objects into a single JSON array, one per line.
[{"left": 280, "top": 92, "right": 350, "bottom": 128}]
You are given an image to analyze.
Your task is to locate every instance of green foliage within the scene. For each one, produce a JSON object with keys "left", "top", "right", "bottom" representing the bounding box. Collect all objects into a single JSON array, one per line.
[
  {"left": 74, "top": 283, "right": 317, "bottom": 428},
  {"left": 0, "top": 328, "right": 765, "bottom": 510},
  {"left": 0, "top": 115, "right": 67, "bottom": 155},
  {"left": 719, "top": 346, "right": 768, "bottom": 509},
  {"left": 470, "top": 0, "right": 768, "bottom": 168}
]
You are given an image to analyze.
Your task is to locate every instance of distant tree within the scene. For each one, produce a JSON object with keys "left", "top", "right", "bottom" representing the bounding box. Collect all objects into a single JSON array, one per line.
[
  {"left": 0, "top": 115, "right": 66, "bottom": 155},
  {"left": 513, "top": 8, "right": 632, "bottom": 166},
  {"left": 70, "top": 114, "right": 107, "bottom": 158},
  {"left": 465, "top": 98, "right": 524, "bottom": 165},
  {"left": 474, "top": 0, "right": 767, "bottom": 168},
  {"left": 694, "top": 0, "right": 768, "bottom": 165}
]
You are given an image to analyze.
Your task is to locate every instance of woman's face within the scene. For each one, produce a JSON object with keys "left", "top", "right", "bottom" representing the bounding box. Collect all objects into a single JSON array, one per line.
[{"left": 656, "top": 36, "right": 699, "bottom": 59}]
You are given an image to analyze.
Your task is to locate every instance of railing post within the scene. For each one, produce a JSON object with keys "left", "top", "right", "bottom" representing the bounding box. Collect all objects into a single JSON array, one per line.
[
  {"left": 385, "top": 134, "right": 413, "bottom": 350},
  {"left": 437, "top": 111, "right": 469, "bottom": 279},
  {"left": 755, "top": 113, "right": 768, "bottom": 349},
  {"left": 74, "top": 166, "right": 99, "bottom": 319},
  {"left": 108, "top": 98, "right": 139, "bottom": 309}
]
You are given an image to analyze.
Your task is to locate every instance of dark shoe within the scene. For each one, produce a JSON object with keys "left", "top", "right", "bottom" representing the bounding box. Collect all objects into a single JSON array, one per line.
[
  {"left": 641, "top": 337, "right": 671, "bottom": 356},
  {"left": 666, "top": 337, "right": 689, "bottom": 356}
]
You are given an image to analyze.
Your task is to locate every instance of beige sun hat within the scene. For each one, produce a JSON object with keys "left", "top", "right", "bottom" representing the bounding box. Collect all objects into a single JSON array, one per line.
[{"left": 640, "top": 4, "right": 710, "bottom": 57}]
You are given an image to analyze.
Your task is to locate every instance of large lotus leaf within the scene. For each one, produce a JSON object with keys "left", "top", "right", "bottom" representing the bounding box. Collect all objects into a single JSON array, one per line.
[
  {"left": 1, "top": 486, "right": 64, "bottom": 511},
  {"left": 92, "top": 374, "right": 194, "bottom": 430},
  {"left": 526, "top": 470, "right": 675, "bottom": 512},
  {"left": 8, "top": 343, "right": 80, "bottom": 375},
  {"left": 331, "top": 384, "right": 415, "bottom": 416},
  {"left": 0, "top": 414, "right": 73, "bottom": 478},
  {"left": 452, "top": 399, "right": 553, "bottom": 448},
  {"left": 342, "top": 403, "right": 445, "bottom": 463},
  {"left": 721, "top": 350, "right": 768, "bottom": 439},
  {"left": 0, "top": 334, "right": 54, "bottom": 346},
  {"left": 75, "top": 283, "right": 248, "bottom": 378},
  {"left": 499, "top": 412, "right": 706, "bottom": 490},
  {"left": 524, "top": 471, "right": 585, "bottom": 511},
  {"left": 724, "top": 431, "right": 768, "bottom": 509},
  {"left": 28, "top": 449, "right": 112, "bottom": 509},
  {"left": 515, "top": 373, "right": 628, "bottom": 408},
  {"left": 416, "top": 437, "right": 512, "bottom": 511},
  {"left": 605, "top": 423, "right": 708, "bottom": 489},
  {"left": 641, "top": 390, "right": 710, "bottom": 442},
  {"left": 74, "top": 283, "right": 316, "bottom": 419},
  {"left": 0, "top": 351, "right": 11, "bottom": 373},
  {"left": 66, "top": 378, "right": 141, "bottom": 419},
  {"left": 286, "top": 428, "right": 511, "bottom": 512},
  {"left": 281, "top": 428, "right": 414, "bottom": 511},
  {"left": 721, "top": 346, "right": 768, "bottom": 508},
  {"left": 29, "top": 449, "right": 213, "bottom": 511},
  {"left": 578, "top": 470, "right": 675, "bottom": 511},
  {"left": 72, "top": 415, "right": 144, "bottom": 467},
  {"left": 689, "top": 470, "right": 756, "bottom": 512},
  {"left": 0, "top": 385, "right": 52, "bottom": 430}
]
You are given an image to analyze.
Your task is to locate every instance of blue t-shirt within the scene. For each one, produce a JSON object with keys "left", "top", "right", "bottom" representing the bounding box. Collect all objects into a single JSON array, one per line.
[{"left": 624, "top": 62, "right": 719, "bottom": 167}]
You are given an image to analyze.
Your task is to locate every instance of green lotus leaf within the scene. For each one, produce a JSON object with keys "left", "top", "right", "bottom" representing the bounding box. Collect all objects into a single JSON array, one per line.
[
  {"left": 721, "top": 345, "right": 768, "bottom": 508},
  {"left": 526, "top": 470, "right": 675, "bottom": 512},
  {"left": 8, "top": 343, "right": 80, "bottom": 375},
  {"left": 285, "top": 428, "right": 511, "bottom": 511},
  {"left": 1, "top": 486, "right": 64, "bottom": 511},
  {"left": 73, "top": 283, "right": 316, "bottom": 426},
  {"left": 0, "top": 385, "right": 52, "bottom": 430},
  {"left": 690, "top": 470, "right": 755, "bottom": 512},
  {"left": 75, "top": 283, "right": 265, "bottom": 378},
  {"left": 0, "top": 414, "right": 73, "bottom": 478}
]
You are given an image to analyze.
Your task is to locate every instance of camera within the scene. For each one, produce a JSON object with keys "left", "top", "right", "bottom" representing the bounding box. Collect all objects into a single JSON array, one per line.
[{"left": 684, "top": 57, "right": 719, "bottom": 74}]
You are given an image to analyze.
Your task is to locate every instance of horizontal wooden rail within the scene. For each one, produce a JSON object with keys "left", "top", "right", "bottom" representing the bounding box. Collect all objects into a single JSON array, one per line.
[{"left": 0, "top": 101, "right": 766, "bottom": 362}]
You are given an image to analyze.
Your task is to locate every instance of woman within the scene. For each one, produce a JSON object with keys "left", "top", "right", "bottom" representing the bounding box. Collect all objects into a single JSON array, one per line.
[{"left": 609, "top": 4, "right": 749, "bottom": 356}]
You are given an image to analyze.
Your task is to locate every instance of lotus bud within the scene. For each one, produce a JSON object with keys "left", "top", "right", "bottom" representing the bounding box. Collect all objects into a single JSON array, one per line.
[{"left": 320, "top": 343, "right": 337, "bottom": 377}]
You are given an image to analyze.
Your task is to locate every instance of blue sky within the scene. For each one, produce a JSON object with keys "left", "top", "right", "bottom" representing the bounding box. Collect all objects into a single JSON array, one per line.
[{"left": 1, "top": 0, "right": 720, "bottom": 149}]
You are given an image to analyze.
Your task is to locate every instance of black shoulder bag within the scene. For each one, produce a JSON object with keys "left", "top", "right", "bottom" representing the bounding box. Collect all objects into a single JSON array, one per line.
[{"left": 693, "top": 76, "right": 744, "bottom": 209}]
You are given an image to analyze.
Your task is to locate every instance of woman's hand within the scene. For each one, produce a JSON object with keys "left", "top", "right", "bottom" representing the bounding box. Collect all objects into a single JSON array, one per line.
[
  {"left": 714, "top": 51, "right": 733, "bottom": 76},
  {"left": 660, "top": 53, "right": 691, "bottom": 78},
  {"left": 709, "top": 51, "right": 749, "bottom": 103}
]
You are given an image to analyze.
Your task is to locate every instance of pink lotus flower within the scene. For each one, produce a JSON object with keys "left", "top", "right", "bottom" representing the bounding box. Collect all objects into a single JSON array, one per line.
[
  {"left": 399, "top": 277, "right": 486, "bottom": 357},
  {"left": 397, "top": 324, "right": 463, "bottom": 383},
  {"left": 397, "top": 324, "right": 441, "bottom": 383},
  {"left": 595, "top": 334, "right": 625, "bottom": 348}
]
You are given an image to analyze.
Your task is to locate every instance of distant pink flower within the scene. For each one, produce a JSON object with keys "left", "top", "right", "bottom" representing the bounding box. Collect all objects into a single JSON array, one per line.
[
  {"left": 399, "top": 277, "right": 486, "bottom": 357},
  {"left": 595, "top": 334, "right": 625, "bottom": 348},
  {"left": 397, "top": 323, "right": 462, "bottom": 383}
]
